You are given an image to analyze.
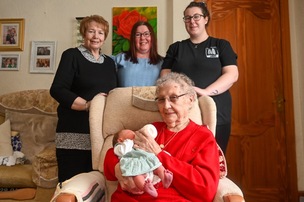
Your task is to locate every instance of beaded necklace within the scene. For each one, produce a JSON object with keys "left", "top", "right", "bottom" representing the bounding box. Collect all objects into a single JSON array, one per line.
[
  {"left": 159, "top": 131, "right": 180, "bottom": 149},
  {"left": 158, "top": 120, "right": 190, "bottom": 149}
]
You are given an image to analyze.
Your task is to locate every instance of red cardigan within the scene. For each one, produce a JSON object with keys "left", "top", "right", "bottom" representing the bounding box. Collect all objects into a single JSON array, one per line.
[{"left": 104, "top": 120, "right": 219, "bottom": 202}]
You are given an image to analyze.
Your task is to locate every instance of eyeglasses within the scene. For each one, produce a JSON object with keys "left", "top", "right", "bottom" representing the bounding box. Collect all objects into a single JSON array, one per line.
[
  {"left": 135, "top": 31, "right": 151, "bottom": 38},
  {"left": 183, "top": 14, "right": 204, "bottom": 23},
  {"left": 155, "top": 93, "right": 188, "bottom": 104}
]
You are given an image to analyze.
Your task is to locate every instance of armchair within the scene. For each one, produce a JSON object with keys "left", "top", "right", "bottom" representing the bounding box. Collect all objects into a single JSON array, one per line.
[{"left": 55, "top": 86, "right": 244, "bottom": 202}]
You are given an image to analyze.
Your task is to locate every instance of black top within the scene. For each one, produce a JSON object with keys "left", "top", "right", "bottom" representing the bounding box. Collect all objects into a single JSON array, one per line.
[
  {"left": 50, "top": 48, "right": 117, "bottom": 134},
  {"left": 162, "top": 37, "right": 237, "bottom": 124}
]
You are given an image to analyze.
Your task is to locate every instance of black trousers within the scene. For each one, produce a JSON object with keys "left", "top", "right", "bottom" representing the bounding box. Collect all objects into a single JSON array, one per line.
[
  {"left": 215, "top": 123, "right": 231, "bottom": 154},
  {"left": 56, "top": 148, "right": 93, "bottom": 183}
]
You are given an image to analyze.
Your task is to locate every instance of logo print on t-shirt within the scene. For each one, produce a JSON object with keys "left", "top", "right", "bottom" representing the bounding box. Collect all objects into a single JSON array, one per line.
[{"left": 205, "top": 47, "right": 219, "bottom": 58}]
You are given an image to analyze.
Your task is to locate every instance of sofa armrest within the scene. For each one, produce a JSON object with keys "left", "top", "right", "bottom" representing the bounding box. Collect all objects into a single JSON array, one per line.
[
  {"left": 213, "top": 177, "right": 244, "bottom": 202},
  {"left": 32, "top": 144, "right": 58, "bottom": 188}
]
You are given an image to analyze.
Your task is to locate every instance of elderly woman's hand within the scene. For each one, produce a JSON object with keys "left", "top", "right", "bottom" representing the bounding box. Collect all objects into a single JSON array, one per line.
[
  {"left": 114, "top": 164, "right": 144, "bottom": 195},
  {"left": 134, "top": 129, "right": 162, "bottom": 155}
]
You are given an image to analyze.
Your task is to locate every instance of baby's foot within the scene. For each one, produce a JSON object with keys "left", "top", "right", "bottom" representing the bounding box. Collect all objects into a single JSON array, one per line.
[
  {"left": 143, "top": 179, "right": 158, "bottom": 198},
  {"left": 162, "top": 169, "right": 173, "bottom": 188}
]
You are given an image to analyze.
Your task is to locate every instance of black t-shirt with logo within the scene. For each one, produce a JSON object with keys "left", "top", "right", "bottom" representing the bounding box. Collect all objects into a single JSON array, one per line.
[{"left": 161, "top": 37, "right": 237, "bottom": 124}]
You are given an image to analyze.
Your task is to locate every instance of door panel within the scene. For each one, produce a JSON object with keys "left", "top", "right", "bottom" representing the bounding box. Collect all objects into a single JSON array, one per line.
[{"left": 205, "top": 0, "right": 296, "bottom": 201}]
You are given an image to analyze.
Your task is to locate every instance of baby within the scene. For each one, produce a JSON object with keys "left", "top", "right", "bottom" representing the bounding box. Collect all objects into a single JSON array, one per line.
[{"left": 113, "top": 124, "right": 173, "bottom": 197}]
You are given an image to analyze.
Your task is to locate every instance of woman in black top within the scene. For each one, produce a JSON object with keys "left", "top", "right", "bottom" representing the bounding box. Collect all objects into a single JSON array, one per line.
[
  {"left": 161, "top": 1, "right": 238, "bottom": 153},
  {"left": 50, "top": 15, "right": 117, "bottom": 183}
]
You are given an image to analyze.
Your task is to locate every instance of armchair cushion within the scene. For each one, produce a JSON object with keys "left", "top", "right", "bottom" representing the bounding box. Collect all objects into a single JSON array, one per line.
[{"left": 132, "top": 86, "right": 158, "bottom": 111}]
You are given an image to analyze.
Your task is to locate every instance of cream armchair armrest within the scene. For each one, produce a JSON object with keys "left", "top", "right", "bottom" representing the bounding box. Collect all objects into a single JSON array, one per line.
[
  {"left": 213, "top": 177, "right": 244, "bottom": 202},
  {"left": 223, "top": 195, "right": 245, "bottom": 202},
  {"left": 51, "top": 171, "right": 106, "bottom": 202},
  {"left": 89, "top": 94, "right": 107, "bottom": 170},
  {"left": 198, "top": 95, "right": 217, "bottom": 135}
]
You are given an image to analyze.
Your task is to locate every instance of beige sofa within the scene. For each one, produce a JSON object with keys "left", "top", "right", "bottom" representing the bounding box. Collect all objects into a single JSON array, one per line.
[
  {"left": 0, "top": 89, "right": 58, "bottom": 202},
  {"left": 86, "top": 86, "right": 244, "bottom": 202}
]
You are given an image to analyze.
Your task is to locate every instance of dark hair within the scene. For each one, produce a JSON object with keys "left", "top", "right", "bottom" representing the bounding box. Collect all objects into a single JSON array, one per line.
[
  {"left": 124, "top": 21, "right": 163, "bottom": 65},
  {"left": 184, "top": 1, "right": 210, "bottom": 27},
  {"left": 80, "top": 15, "right": 109, "bottom": 39},
  {"left": 112, "top": 132, "right": 120, "bottom": 147}
]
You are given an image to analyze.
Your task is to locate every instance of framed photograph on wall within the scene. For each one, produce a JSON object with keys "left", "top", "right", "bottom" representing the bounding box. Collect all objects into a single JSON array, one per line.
[
  {"left": 0, "top": 18, "right": 25, "bottom": 51},
  {"left": 0, "top": 54, "right": 20, "bottom": 71},
  {"left": 75, "top": 17, "right": 84, "bottom": 47},
  {"left": 30, "top": 41, "right": 56, "bottom": 74}
]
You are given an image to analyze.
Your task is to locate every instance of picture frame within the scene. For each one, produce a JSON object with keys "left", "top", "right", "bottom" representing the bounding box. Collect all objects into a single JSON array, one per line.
[
  {"left": 75, "top": 17, "right": 84, "bottom": 47},
  {"left": 30, "top": 41, "right": 56, "bottom": 74},
  {"left": 0, "top": 18, "right": 25, "bottom": 51},
  {"left": 0, "top": 54, "right": 20, "bottom": 71}
]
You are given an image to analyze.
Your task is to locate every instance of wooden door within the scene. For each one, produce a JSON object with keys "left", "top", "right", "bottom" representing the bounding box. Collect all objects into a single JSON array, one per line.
[{"left": 206, "top": 0, "right": 298, "bottom": 201}]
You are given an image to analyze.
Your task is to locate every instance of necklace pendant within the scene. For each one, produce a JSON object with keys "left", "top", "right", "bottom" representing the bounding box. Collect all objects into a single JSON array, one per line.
[
  {"left": 194, "top": 45, "right": 198, "bottom": 48},
  {"left": 160, "top": 144, "right": 165, "bottom": 149}
]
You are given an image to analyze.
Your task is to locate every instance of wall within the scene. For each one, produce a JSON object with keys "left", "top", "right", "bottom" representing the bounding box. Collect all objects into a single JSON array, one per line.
[
  {"left": 0, "top": 0, "right": 174, "bottom": 95},
  {"left": 0, "top": 0, "right": 303, "bottom": 192},
  {"left": 289, "top": 0, "right": 304, "bottom": 191}
]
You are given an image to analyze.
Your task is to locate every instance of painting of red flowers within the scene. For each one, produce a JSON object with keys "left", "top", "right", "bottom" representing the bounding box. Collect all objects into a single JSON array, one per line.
[{"left": 112, "top": 7, "right": 157, "bottom": 55}]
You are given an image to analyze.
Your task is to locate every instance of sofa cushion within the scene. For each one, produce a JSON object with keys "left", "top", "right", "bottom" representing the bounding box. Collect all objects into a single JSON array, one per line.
[
  {"left": 0, "top": 120, "right": 13, "bottom": 157},
  {"left": 5, "top": 110, "right": 57, "bottom": 163},
  {"left": 0, "top": 164, "right": 36, "bottom": 188}
]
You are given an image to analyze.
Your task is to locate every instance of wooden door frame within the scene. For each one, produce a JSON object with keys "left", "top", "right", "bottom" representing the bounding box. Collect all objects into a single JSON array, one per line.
[{"left": 279, "top": 0, "right": 298, "bottom": 201}]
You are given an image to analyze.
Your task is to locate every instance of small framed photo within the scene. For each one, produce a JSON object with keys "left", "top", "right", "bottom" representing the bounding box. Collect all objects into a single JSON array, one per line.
[
  {"left": 0, "top": 54, "right": 20, "bottom": 71},
  {"left": 30, "top": 41, "right": 56, "bottom": 74},
  {"left": 0, "top": 18, "right": 25, "bottom": 51}
]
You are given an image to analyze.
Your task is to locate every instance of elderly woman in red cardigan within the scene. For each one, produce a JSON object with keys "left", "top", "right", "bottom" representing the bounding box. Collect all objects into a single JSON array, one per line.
[{"left": 104, "top": 72, "right": 220, "bottom": 202}]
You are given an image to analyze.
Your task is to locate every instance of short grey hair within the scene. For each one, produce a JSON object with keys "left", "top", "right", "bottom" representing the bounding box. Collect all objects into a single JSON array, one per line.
[{"left": 155, "top": 72, "right": 196, "bottom": 101}]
